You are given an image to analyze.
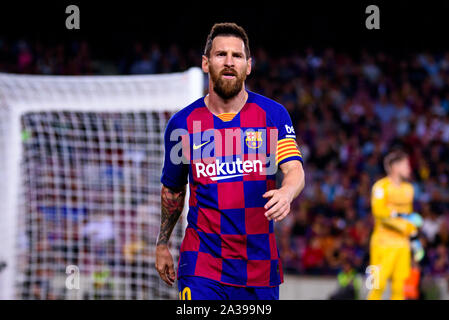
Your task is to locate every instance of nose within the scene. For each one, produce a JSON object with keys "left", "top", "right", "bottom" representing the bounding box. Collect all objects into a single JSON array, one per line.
[{"left": 224, "top": 53, "right": 234, "bottom": 67}]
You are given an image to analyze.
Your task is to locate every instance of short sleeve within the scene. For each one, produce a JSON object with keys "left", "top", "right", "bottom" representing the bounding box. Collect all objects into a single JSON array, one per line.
[
  {"left": 160, "top": 115, "right": 189, "bottom": 189},
  {"left": 275, "top": 106, "right": 303, "bottom": 166}
]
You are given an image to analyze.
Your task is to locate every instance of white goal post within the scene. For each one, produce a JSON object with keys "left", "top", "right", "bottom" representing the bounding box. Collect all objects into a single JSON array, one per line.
[{"left": 0, "top": 67, "right": 203, "bottom": 300}]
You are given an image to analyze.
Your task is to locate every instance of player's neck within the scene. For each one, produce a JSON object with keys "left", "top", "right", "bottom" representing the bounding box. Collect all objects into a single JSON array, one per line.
[
  {"left": 388, "top": 174, "right": 403, "bottom": 186},
  {"left": 205, "top": 85, "right": 248, "bottom": 115}
]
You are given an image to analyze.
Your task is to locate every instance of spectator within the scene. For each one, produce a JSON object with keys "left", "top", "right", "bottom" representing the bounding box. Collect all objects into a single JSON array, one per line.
[{"left": 301, "top": 237, "right": 325, "bottom": 274}]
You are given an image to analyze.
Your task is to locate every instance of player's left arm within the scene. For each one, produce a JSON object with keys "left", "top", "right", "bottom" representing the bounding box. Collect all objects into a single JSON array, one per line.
[{"left": 263, "top": 160, "right": 305, "bottom": 222}]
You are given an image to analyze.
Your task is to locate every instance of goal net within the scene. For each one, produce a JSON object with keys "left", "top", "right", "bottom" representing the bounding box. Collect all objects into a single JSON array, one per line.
[{"left": 0, "top": 68, "right": 203, "bottom": 300}]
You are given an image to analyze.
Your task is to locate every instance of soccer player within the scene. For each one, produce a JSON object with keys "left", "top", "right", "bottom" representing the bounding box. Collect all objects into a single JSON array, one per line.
[
  {"left": 155, "top": 22, "right": 305, "bottom": 300},
  {"left": 367, "top": 150, "right": 423, "bottom": 300}
]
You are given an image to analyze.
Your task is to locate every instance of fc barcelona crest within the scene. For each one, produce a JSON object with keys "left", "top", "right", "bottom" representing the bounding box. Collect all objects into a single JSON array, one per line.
[{"left": 245, "top": 131, "right": 263, "bottom": 149}]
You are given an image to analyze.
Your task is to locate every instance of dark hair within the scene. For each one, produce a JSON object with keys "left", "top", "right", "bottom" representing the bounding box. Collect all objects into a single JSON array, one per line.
[
  {"left": 204, "top": 22, "right": 250, "bottom": 59},
  {"left": 383, "top": 149, "right": 408, "bottom": 173}
]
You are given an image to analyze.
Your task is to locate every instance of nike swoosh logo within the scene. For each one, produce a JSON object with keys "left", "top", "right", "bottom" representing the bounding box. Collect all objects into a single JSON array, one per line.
[{"left": 193, "top": 140, "right": 211, "bottom": 150}]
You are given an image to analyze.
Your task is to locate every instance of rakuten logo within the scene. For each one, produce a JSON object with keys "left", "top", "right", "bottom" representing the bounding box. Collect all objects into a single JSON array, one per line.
[{"left": 195, "top": 158, "right": 263, "bottom": 181}]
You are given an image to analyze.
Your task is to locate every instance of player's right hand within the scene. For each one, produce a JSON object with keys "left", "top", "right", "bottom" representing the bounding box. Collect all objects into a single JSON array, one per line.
[{"left": 155, "top": 244, "right": 176, "bottom": 286}]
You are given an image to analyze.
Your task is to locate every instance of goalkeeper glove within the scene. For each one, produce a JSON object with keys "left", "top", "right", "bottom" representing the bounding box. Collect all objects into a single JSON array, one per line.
[
  {"left": 398, "top": 212, "right": 423, "bottom": 228},
  {"left": 411, "top": 238, "right": 425, "bottom": 262}
]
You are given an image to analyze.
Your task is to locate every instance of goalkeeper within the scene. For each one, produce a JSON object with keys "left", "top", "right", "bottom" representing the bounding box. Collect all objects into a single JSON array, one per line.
[{"left": 367, "top": 150, "right": 424, "bottom": 300}]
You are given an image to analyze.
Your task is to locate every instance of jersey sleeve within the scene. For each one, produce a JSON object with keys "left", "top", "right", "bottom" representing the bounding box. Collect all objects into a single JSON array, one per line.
[
  {"left": 160, "top": 114, "right": 189, "bottom": 189},
  {"left": 371, "top": 181, "right": 392, "bottom": 219},
  {"left": 275, "top": 105, "right": 303, "bottom": 166}
]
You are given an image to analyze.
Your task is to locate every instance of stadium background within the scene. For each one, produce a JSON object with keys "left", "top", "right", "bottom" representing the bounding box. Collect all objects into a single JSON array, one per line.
[{"left": 1, "top": 1, "right": 449, "bottom": 299}]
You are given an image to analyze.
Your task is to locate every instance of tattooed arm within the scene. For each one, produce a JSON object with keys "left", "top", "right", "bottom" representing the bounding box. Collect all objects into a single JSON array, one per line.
[
  {"left": 157, "top": 184, "right": 186, "bottom": 245},
  {"left": 155, "top": 184, "right": 186, "bottom": 286}
]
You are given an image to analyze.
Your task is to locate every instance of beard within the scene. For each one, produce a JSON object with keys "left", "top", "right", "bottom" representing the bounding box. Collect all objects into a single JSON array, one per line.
[{"left": 209, "top": 65, "right": 246, "bottom": 100}]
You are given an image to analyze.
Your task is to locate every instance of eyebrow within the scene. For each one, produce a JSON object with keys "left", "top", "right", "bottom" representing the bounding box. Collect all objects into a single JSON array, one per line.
[{"left": 215, "top": 50, "right": 244, "bottom": 56}]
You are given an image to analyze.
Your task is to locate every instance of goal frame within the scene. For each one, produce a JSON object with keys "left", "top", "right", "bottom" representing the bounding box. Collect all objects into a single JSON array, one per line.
[{"left": 0, "top": 67, "right": 203, "bottom": 299}]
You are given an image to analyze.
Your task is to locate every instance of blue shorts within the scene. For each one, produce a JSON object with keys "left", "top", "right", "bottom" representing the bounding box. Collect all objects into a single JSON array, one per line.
[{"left": 178, "top": 276, "right": 279, "bottom": 300}]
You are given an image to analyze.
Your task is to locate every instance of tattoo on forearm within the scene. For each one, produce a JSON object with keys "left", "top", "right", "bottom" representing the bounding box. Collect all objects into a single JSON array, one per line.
[{"left": 157, "top": 185, "right": 186, "bottom": 246}]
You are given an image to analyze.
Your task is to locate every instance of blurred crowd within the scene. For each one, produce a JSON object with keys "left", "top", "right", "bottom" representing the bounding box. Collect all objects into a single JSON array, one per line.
[
  {"left": 256, "top": 48, "right": 449, "bottom": 280},
  {"left": 0, "top": 38, "right": 201, "bottom": 75},
  {"left": 2, "top": 39, "right": 449, "bottom": 282}
]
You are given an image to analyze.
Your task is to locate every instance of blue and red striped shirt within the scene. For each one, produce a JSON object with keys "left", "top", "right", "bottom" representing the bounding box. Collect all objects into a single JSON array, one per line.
[{"left": 161, "top": 90, "right": 303, "bottom": 287}]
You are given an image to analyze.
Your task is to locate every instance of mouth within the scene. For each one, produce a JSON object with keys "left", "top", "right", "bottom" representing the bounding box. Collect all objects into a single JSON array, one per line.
[{"left": 221, "top": 70, "right": 237, "bottom": 79}]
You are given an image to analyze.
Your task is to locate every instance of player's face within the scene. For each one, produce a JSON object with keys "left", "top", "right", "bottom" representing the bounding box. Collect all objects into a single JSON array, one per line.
[
  {"left": 393, "top": 157, "right": 411, "bottom": 180},
  {"left": 203, "top": 36, "right": 252, "bottom": 99}
]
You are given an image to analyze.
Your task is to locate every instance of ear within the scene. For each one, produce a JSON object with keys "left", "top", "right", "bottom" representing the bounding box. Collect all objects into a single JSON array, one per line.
[
  {"left": 246, "top": 57, "right": 252, "bottom": 76},
  {"left": 202, "top": 55, "right": 209, "bottom": 73}
]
